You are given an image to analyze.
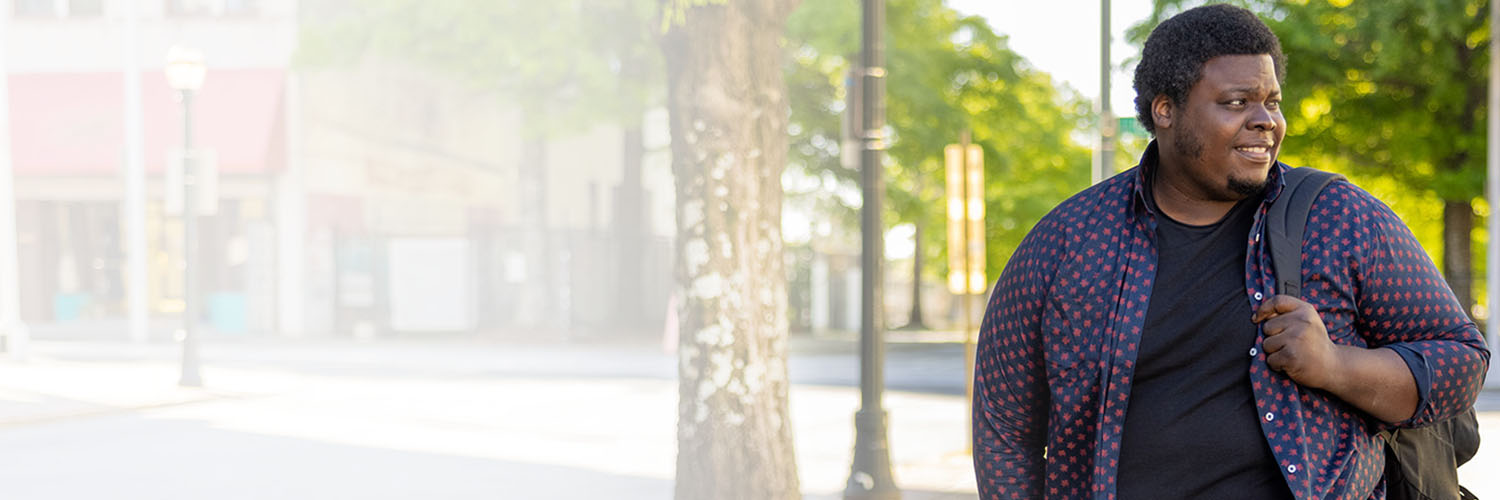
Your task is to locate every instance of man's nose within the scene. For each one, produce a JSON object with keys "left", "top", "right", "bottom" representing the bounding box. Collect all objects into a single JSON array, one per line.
[{"left": 1249, "top": 106, "right": 1277, "bottom": 131}]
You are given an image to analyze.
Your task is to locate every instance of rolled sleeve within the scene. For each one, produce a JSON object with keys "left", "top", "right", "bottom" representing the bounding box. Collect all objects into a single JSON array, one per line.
[
  {"left": 1352, "top": 190, "right": 1490, "bottom": 428},
  {"left": 1383, "top": 343, "right": 1430, "bottom": 419}
]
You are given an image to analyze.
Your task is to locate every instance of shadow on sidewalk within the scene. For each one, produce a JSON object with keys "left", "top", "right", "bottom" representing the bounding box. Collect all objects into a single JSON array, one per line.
[
  {"left": 0, "top": 413, "right": 670, "bottom": 499},
  {"left": 0, "top": 410, "right": 978, "bottom": 500}
]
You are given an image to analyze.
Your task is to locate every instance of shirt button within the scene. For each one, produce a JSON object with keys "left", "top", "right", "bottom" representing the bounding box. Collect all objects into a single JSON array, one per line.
[
  {"left": 1249, "top": 347, "right": 1258, "bottom": 356},
  {"left": 1254, "top": 292, "right": 1264, "bottom": 301},
  {"left": 1287, "top": 464, "right": 1297, "bottom": 473},
  {"left": 1255, "top": 233, "right": 1261, "bottom": 242},
  {"left": 1265, "top": 412, "right": 1275, "bottom": 422}
]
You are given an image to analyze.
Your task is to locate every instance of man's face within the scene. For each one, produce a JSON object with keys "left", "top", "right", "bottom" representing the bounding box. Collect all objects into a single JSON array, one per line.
[{"left": 1161, "top": 54, "right": 1285, "bottom": 201}]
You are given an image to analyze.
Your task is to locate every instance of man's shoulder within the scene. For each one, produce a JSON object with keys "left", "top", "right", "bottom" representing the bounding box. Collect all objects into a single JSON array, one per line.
[
  {"left": 1035, "top": 168, "right": 1138, "bottom": 231},
  {"left": 1294, "top": 171, "right": 1413, "bottom": 239},
  {"left": 1299, "top": 173, "right": 1396, "bottom": 220}
]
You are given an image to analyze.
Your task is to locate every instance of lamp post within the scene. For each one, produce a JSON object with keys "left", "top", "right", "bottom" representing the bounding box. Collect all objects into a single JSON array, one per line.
[
  {"left": 1096, "top": 0, "right": 1114, "bottom": 184},
  {"left": 844, "top": 0, "right": 899, "bottom": 498},
  {"left": 166, "top": 46, "right": 205, "bottom": 387}
]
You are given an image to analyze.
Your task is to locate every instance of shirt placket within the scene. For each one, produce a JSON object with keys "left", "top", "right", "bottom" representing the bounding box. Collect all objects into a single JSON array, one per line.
[
  {"left": 1093, "top": 205, "right": 1158, "bottom": 500},
  {"left": 1246, "top": 197, "right": 1313, "bottom": 498}
]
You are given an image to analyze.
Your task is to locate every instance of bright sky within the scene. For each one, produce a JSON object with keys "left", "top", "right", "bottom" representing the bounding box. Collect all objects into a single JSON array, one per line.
[{"left": 946, "top": 0, "right": 1156, "bottom": 118}]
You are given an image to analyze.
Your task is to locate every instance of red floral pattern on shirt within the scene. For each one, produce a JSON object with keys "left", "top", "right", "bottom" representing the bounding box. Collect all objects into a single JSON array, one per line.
[{"left": 973, "top": 155, "right": 1490, "bottom": 500}]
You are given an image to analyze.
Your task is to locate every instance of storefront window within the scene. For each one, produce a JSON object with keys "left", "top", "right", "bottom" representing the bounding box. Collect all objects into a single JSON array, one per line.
[
  {"left": 14, "top": 0, "right": 101, "bottom": 18},
  {"left": 166, "top": 0, "right": 257, "bottom": 17},
  {"left": 68, "top": 0, "right": 101, "bottom": 16}
]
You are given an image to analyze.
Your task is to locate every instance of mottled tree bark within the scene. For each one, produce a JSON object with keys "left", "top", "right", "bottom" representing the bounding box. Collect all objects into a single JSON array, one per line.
[{"left": 660, "top": 1, "right": 802, "bottom": 499}]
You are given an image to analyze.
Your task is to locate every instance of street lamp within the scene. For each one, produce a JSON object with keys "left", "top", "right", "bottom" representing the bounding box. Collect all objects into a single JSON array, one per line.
[
  {"left": 844, "top": 0, "right": 899, "bottom": 498},
  {"left": 165, "top": 45, "right": 205, "bottom": 387}
]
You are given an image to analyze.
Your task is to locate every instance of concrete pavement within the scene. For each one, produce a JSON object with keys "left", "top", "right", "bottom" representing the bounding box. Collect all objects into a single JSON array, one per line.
[
  {"left": 0, "top": 338, "right": 978, "bottom": 499},
  {"left": 0, "top": 337, "right": 1494, "bottom": 499}
]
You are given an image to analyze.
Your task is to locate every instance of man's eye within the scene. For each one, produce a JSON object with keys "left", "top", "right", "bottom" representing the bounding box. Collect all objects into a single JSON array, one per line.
[
  {"left": 1267, "top": 100, "right": 1281, "bottom": 110},
  {"left": 1227, "top": 99, "right": 1246, "bottom": 106}
]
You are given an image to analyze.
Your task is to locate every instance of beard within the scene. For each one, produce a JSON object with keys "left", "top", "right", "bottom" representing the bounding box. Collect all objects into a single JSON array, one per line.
[
  {"left": 1227, "top": 175, "right": 1269, "bottom": 197},
  {"left": 1175, "top": 119, "right": 1269, "bottom": 199}
]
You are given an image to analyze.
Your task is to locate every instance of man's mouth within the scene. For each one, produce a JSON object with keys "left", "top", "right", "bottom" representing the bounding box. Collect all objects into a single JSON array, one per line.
[{"left": 1235, "top": 144, "right": 1274, "bottom": 162}]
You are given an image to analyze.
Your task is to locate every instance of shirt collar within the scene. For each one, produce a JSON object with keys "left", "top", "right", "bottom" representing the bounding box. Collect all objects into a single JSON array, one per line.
[{"left": 1130, "top": 139, "right": 1291, "bottom": 217}]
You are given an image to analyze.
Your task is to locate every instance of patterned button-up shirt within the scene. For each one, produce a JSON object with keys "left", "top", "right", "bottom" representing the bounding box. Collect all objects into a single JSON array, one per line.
[{"left": 972, "top": 145, "right": 1491, "bottom": 500}]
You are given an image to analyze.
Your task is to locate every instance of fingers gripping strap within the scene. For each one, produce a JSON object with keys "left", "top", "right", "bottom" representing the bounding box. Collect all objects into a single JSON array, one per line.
[{"left": 1265, "top": 167, "right": 1345, "bottom": 298}]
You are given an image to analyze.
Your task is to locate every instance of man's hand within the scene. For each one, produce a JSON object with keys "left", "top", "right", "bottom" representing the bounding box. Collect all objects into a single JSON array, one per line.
[
  {"left": 1252, "top": 294, "right": 1343, "bottom": 390},
  {"left": 1251, "top": 294, "right": 1418, "bottom": 424}
]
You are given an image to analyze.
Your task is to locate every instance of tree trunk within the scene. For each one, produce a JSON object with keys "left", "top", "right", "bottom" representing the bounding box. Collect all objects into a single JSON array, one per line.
[
  {"left": 661, "top": 1, "right": 802, "bottom": 499},
  {"left": 616, "top": 122, "right": 645, "bottom": 328},
  {"left": 1443, "top": 200, "right": 1474, "bottom": 318},
  {"left": 516, "top": 106, "right": 554, "bottom": 330},
  {"left": 900, "top": 220, "right": 927, "bottom": 330},
  {"left": 613, "top": 22, "right": 650, "bottom": 331}
]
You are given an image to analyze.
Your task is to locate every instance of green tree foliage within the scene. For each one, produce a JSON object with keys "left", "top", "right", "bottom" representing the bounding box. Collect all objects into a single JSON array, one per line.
[
  {"left": 1131, "top": 0, "right": 1490, "bottom": 312},
  {"left": 297, "top": 0, "right": 659, "bottom": 133},
  {"left": 784, "top": 0, "right": 1093, "bottom": 283}
]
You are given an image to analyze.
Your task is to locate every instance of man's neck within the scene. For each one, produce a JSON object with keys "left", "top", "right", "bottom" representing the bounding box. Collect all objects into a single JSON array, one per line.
[{"left": 1151, "top": 160, "right": 1240, "bottom": 226}]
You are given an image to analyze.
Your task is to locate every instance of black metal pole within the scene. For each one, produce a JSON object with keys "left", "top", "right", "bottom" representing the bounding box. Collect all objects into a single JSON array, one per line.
[
  {"left": 179, "top": 89, "right": 202, "bottom": 387},
  {"left": 844, "top": 0, "right": 898, "bottom": 498}
]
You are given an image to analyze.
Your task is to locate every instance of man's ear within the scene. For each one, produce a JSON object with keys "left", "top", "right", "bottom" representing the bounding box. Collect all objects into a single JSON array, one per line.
[{"left": 1151, "top": 94, "right": 1174, "bottom": 131}]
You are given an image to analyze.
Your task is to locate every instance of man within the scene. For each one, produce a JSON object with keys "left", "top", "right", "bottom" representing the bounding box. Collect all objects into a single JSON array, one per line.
[{"left": 971, "top": 4, "right": 1489, "bottom": 499}]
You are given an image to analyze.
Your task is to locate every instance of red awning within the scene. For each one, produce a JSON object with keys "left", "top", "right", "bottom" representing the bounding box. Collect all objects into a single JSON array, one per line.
[{"left": 8, "top": 69, "right": 285, "bottom": 175}]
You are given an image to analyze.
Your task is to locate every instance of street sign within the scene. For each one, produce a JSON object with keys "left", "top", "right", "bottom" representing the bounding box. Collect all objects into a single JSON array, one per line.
[
  {"left": 1118, "top": 116, "right": 1149, "bottom": 140},
  {"left": 166, "top": 148, "right": 218, "bottom": 216},
  {"left": 945, "top": 141, "right": 985, "bottom": 295}
]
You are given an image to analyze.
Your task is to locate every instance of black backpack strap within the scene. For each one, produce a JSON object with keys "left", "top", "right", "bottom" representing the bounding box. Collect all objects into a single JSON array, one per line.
[
  {"left": 1264, "top": 167, "right": 1345, "bottom": 298},
  {"left": 1264, "top": 167, "right": 1482, "bottom": 500}
]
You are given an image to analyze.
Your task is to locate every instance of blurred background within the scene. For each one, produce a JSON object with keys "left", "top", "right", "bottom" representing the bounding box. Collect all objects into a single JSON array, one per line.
[{"left": 0, "top": 0, "right": 1495, "bottom": 499}]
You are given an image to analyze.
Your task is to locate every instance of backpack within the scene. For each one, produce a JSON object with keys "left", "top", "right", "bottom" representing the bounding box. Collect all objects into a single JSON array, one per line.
[{"left": 1265, "top": 166, "right": 1481, "bottom": 500}]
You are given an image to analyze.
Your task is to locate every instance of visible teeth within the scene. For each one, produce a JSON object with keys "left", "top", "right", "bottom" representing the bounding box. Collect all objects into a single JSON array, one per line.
[{"left": 1238, "top": 146, "right": 1268, "bottom": 153}]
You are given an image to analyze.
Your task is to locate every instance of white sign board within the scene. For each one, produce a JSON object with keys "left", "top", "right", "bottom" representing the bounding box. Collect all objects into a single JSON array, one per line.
[
  {"left": 165, "top": 148, "right": 218, "bottom": 216},
  {"left": 387, "top": 238, "right": 472, "bottom": 332}
]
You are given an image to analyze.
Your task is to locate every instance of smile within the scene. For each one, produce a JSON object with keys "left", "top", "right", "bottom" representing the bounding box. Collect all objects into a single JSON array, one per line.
[{"left": 1235, "top": 145, "right": 1274, "bottom": 162}]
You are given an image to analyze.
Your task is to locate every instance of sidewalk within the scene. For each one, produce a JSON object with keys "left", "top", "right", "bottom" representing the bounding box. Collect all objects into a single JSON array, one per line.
[
  {"left": 0, "top": 339, "right": 978, "bottom": 499},
  {"left": 0, "top": 338, "right": 1495, "bottom": 499}
]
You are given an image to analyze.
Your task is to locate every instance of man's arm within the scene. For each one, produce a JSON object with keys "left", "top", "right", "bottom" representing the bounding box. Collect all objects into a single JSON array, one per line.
[
  {"left": 973, "top": 220, "right": 1059, "bottom": 499},
  {"left": 1253, "top": 186, "right": 1488, "bottom": 427},
  {"left": 1349, "top": 196, "right": 1489, "bottom": 427}
]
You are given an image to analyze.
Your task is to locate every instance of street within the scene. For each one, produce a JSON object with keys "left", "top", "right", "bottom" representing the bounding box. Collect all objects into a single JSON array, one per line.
[
  {"left": 0, "top": 337, "right": 1492, "bottom": 499},
  {"left": 0, "top": 338, "right": 977, "bottom": 499}
]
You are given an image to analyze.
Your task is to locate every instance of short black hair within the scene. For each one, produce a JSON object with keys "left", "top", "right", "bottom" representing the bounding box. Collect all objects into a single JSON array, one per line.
[{"left": 1133, "top": 3, "right": 1285, "bottom": 134}]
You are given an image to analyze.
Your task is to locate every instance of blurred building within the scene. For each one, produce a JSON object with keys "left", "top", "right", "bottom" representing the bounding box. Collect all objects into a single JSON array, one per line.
[
  {"left": 291, "top": 60, "right": 674, "bottom": 338},
  {"left": 5, "top": 0, "right": 675, "bottom": 339},
  {"left": 7, "top": 0, "right": 293, "bottom": 336}
]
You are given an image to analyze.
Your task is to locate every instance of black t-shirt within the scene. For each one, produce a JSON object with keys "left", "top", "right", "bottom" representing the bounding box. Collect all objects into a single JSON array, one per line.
[{"left": 1115, "top": 184, "right": 1292, "bottom": 499}]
